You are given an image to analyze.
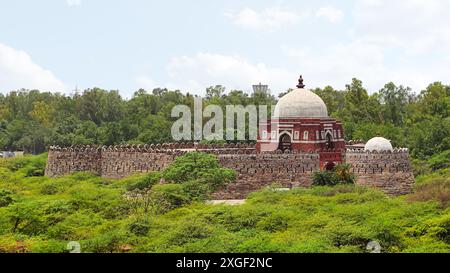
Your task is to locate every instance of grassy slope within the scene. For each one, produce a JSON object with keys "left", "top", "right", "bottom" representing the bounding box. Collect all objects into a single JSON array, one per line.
[{"left": 0, "top": 154, "right": 448, "bottom": 253}]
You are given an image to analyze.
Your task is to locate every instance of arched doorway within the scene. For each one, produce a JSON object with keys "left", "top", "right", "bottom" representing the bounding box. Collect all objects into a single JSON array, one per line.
[
  {"left": 325, "top": 132, "right": 334, "bottom": 149},
  {"left": 325, "top": 161, "right": 335, "bottom": 171},
  {"left": 278, "top": 133, "right": 292, "bottom": 151}
]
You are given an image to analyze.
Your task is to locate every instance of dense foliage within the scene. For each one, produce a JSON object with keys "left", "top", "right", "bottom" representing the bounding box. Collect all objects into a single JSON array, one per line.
[
  {"left": 0, "top": 87, "right": 276, "bottom": 154},
  {"left": 163, "top": 152, "right": 236, "bottom": 190},
  {"left": 0, "top": 79, "right": 449, "bottom": 162},
  {"left": 0, "top": 153, "right": 448, "bottom": 253}
]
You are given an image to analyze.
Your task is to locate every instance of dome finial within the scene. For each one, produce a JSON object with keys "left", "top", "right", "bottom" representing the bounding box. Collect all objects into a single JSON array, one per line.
[{"left": 297, "top": 75, "right": 305, "bottom": 88}]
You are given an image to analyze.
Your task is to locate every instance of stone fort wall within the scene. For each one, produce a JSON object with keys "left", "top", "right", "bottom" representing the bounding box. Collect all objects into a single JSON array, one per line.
[
  {"left": 345, "top": 149, "right": 414, "bottom": 195},
  {"left": 45, "top": 144, "right": 414, "bottom": 198}
]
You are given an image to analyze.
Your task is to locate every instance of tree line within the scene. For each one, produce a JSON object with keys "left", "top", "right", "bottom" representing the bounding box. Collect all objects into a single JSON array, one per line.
[{"left": 0, "top": 79, "right": 449, "bottom": 159}]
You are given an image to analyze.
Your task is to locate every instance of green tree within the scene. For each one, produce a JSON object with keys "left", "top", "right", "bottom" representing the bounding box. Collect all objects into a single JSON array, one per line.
[
  {"left": 379, "top": 82, "right": 414, "bottom": 126},
  {"left": 163, "top": 152, "right": 236, "bottom": 190},
  {"left": 29, "top": 101, "right": 55, "bottom": 127},
  {"left": 418, "top": 82, "right": 450, "bottom": 118}
]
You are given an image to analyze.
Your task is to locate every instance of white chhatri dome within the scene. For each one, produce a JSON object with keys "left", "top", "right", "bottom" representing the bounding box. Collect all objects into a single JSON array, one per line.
[
  {"left": 364, "top": 137, "right": 394, "bottom": 152},
  {"left": 274, "top": 88, "right": 328, "bottom": 118}
]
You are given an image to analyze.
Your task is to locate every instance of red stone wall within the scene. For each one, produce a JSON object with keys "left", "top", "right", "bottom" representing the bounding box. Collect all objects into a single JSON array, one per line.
[
  {"left": 45, "top": 144, "right": 415, "bottom": 199},
  {"left": 212, "top": 153, "right": 319, "bottom": 199},
  {"left": 345, "top": 149, "right": 415, "bottom": 195}
]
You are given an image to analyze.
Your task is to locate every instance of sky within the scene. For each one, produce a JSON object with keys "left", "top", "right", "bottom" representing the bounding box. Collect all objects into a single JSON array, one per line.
[{"left": 1, "top": 0, "right": 450, "bottom": 98}]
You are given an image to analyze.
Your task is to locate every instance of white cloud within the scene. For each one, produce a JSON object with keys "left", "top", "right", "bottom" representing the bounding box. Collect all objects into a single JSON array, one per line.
[
  {"left": 225, "top": 7, "right": 305, "bottom": 30},
  {"left": 277, "top": 0, "right": 450, "bottom": 93},
  {"left": 133, "top": 1, "right": 450, "bottom": 96},
  {"left": 66, "top": 0, "right": 81, "bottom": 7},
  {"left": 282, "top": 38, "right": 450, "bottom": 93},
  {"left": 315, "top": 6, "right": 344, "bottom": 23},
  {"left": 0, "top": 43, "right": 66, "bottom": 92},
  {"left": 135, "top": 76, "right": 156, "bottom": 91},
  {"left": 164, "top": 53, "right": 296, "bottom": 95},
  {"left": 282, "top": 41, "right": 387, "bottom": 92},
  {"left": 353, "top": 0, "right": 450, "bottom": 57}
]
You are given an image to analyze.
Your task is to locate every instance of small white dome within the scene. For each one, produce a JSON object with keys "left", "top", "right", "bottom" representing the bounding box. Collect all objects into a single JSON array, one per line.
[
  {"left": 364, "top": 137, "right": 393, "bottom": 152},
  {"left": 274, "top": 88, "right": 328, "bottom": 118}
]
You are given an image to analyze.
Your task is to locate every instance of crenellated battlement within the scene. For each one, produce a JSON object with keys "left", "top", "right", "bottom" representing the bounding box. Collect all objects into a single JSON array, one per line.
[
  {"left": 344, "top": 149, "right": 414, "bottom": 195},
  {"left": 45, "top": 144, "right": 415, "bottom": 198},
  {"left": 346, "top": 148, "right": 409, "bottom": 154},
  {"left": 345, "top": 149, "right": 412, "bottom": 173},
  {"left": 49, "top": 142, "right": 257, "bottom": 152}
]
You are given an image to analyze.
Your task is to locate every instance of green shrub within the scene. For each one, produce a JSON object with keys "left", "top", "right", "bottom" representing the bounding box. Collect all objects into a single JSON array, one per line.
[
  {"left": 309, "top": 184, "right": 368, "bottom": 197},
  {"left": 29, "top": 239, "right": 67, "bottom": 253},
  {"left": 4, "top": 154, "right": 47, "bottom": 177},
  {"left": 40, "top": 183, "right": 59, "bottom": 195},
  {"left": 6, "top": 201, "right": 47, "bottom": 235},
  {"left": 5, "top": 157, "right": 30, "bottom": 172},
  {"left": 151, "top": 184, "right": 190, "bottom": 213},
  {"left": 181, "top": 180, "right": 210, "bottom": 202},
  {"left": 69, "top": 172, "right": 98, "bottom": 181},
  {"left": 426, "top": 150, "right": 450, "bottom": 171},
  {"left": 412, "top": 158, "right": 431, "bottom": 177},
  {"left": 256, "top": 214, "right": 289, "bottom": 232},
  {"left": 0, "top": 189, "right": 14, "bottom": 207},
  {"left": 129, "top": 220, "right": 150, "bottom": 236},
  {"left": 333, "top": 164, "right": 355, "bottom": 184},
  {"left": 168, "top": 220, "right": 213, "bottom": 246},
  {"left": 163, "top": 152, "right": 236, "bottom": 190},
  {"left": 24, "top": 156, "right": 46, "bottom": 177},
  {"left": 412, "top": 150, "right": 450, "bottom": 176},
  {"left": 125, "top": 172, "right": 161, "bottom": 191},
  {"left": 313, "top": 170, "right": 337, "bottom": 186},
  {"left": 408, "top": 179, "right": 450, "bottom": 208},
  {"left": 313, "top": 164, "right": 355, "bottom": 186},
  {"left": 84, "top": 230, "right": 127, "bottom": 253}
]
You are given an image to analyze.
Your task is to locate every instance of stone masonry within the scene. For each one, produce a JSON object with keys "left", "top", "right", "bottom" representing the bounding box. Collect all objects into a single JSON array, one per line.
[{"left": 45, "top": 143, "right": 415, "bottom": 199}]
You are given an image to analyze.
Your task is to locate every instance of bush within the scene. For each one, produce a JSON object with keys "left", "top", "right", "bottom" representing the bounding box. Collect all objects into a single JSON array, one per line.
[
  {"left": 23, "top": 156, "right": 46, "bottom": 177},
  {"left": 428, "top": 150, "right": 450, "bottom": 171},
  {"left": 4, "top": 154, "right": 47, "bottom": 177},
  {"left": 125, "top": 172, "right": 160, "bottom": 191},
  {"left": 313, "top": 164, "right": 355, "bottom": 186},
  {"left": 151, "top": 184, "right": 190, "bottom": 213},
  {"left": 129, "top": 220, "right": 150, "bottom": 236},
  {"left": 40, "top": 183, "right": 59, "bottom": 195},
  {"left": 0, "top": 234, "right": 29, "bottom": 253},
  {"left": 313, "top": 171, "right": 337, "bottom": 186},
  {"left": 168, "top": 220, "right": 213, "bottom": 246},
  {"left": 0, "top": 189, "right": 14, "bottom": 207},
  {"left": 84, "top": 230, "right": 127, "bottom": 253},
  {"left": 181, "top": 180, "right": 210, "bottom": 202},
  {"left": 6, "top": 201, "right": 47, "bottom": 235},
  {"left": 333, "top": 164, "right": 355, "bottom": 184},
  {"left": 29, "top": 239, "right": 67, "bottom": 253},
  {"left": 412, "top": 150, "right": 450, "bottom": 176},
  {"left": 256, "top": 214, "right": 289, "bottom": 232},
  {"left": 408, "top": 179, "right": 450, "bottom": 208},
  {"left": 163, "top": 152, "right": 236, "bottom": 190}
]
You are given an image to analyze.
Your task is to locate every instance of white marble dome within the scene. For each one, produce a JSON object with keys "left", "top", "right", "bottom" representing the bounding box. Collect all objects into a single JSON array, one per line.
[
  {"left": 273, "top": 88, "right": 328, "bottom": 118},
  {"left": 364, "top": 137, "right": 394, "bottom": 152}
]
